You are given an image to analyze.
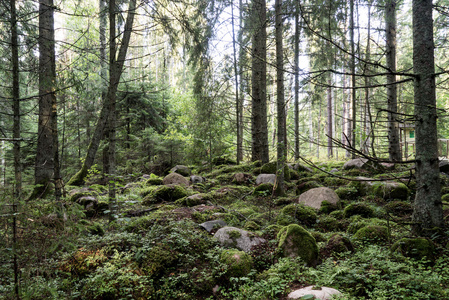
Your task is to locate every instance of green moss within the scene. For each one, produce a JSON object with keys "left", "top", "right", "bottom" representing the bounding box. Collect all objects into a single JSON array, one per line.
[
  {"left": 244, "top": 220, "right": 260, "bottom": 231},
  {"left": 329, "top": 210, "right": 345, "bottom": 220},
  {"left": 347, "top": 216, "right": 388, "bottom": 234},
  {"left": 89, "top": 184, "right": 107, "bottom": 194},
  {"left": 124, "top": 215, "right": 156, "bottom": 232},
  {"left": 146, "top": 178, "right": 163, "bottom": 186},
  {"left": 323, "top": 177, "right": 349, "bottom": 187},
  {"left": 296, "top": 181, "right": 322, "bottom": 195},
  {"left": 253, "top": 183, "right": 273, "bottom": 196},
  {"left": 69, "top": 189, "right": 99, "bottom": 202},
  {"left": 142, "top": 244, "right": 179, "bottom": 277},
  {"left": 322, "top": 234, "right": 354, "bottom": 256},
  {"left": 260, "top": 162, "right": 290, "bottom": 180},
  {"left": 372, "top": 182, "right": 410, "bottom": 200},
  {"left": 277, "top": 204, "right": 317, "bottom": 227},
  {"left": 335, "top": 186, "right": 359, "bottom": 200},
  {"left": 228, "top": 229, "right": 242, "bottom": 239},
  {"left": 87, "top": 222, "right": 105, "bottom": 236},
  {"left": 353, "top": 225, "right": 389, "bottom": 244},
  {"left": 277, "top": 224, "right": 318, "bottom": 266},
  {"left": 142, "top": 185, "right": 188, "bottom": 205},
  {"left": 220, "top": 249, "right": 253, "bottom": 278},
  {"left": 316, "top": 215, "right": 341, "bottom": 232},
  {"left": 384, "top": 200, "right": 413, "bottom": 217},
  {"left": 391, "top": 238, "right": 435, "bottom": 261},
  {"left": 319, "top": 200, "right": 338, "bottom": 214},
  {"left": 344, "top": 202, "right": 375, "bottom": 218}
]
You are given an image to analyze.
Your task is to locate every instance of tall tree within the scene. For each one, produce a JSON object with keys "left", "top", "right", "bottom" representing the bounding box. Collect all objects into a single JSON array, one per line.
[
  {"left": 349, "top": 0, "right": 356, "bottom": 158},
  {"left": 294, "top": 3, "right": 300, "bottom": 161},
  {"left": 33, "top": 0, "right": 56, "bottom": 198},
  {"left": 68, "top": 0, "right": 137, "bottom": 186},
  {"left": 231, "top": 0, "right": 242, "bottom": 164},
  {"left": 11, "top": 0, "right": 21, "bottom": 198},
  {"left": 386, "top": 0, "right": 401, "bottom": 161},
  {"left": 274, "top": 0, "right": 285, "bottom": 196},
  {"left": 251, "top": 0, "right": 269, "bottom": 163},
  {"left": 412, "top": 0, "right": 443, "bottom": 235}
]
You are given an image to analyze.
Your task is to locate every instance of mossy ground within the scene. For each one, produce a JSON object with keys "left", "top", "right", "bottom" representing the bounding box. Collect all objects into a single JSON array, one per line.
[{"left": 5, "top": 160, "right": 449, "bottom": 299}]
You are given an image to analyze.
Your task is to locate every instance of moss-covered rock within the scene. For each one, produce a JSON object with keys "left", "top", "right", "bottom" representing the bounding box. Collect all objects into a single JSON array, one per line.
[
  {"left": 277, "top": 204, "right": 317, "bottom": 227},
  {"left": 142, "top": 185, "right": 188, "bottom": 205},
  {"left": 371, "top": 181, "right": 410, "bottom": 200},
  {"left": 353, "top": 225, "right": 389, "bottom": 244},
  {"left": 220, "top": 249, "right": 253, "bottom": 278},
  {"left": 277, "top": 224, "right": 318, "bottom": 266},
  {"left": 142, "top": 244, "right": 179, "bottom": 277},
  {"left": 391, "top": 237, "right": 435, "bottom": 261},
  {"left": 253, "top": 183, "right": 273, "bottom": 196},
  {"left": 384, "top": 200, "right": 413, "bottom": 218},
  {"left": 69, "top": 188, "right": 99, "bottom": 202},
  {"left": 244, "top": 220, "right": 260, "bottom": 231},
  {"left": 343, "top": 202, "right": 375, "bottom": 218},
  {"left": 162, "top": 172, "right": 189, "bottom": 186},
  {"left": 146, "top": 177, "right": 164, "bottom": 186},
  {"left": 335, "top": 186, "right": 360, "bottom": 200},
  {"left": 316, "top": 215, "right": 342, "bottom": 232},
  {"left": 329, "top": 210, "right": 345, "bottom": 220},
  {"left": 214, "top": 227, "right": 266, "bottom": 252},
  {"left": 321, "top": 234, "right": 354, "bottom": 258},
  {"left": 346, "top": 216, "right": 388, "bottom": 234}
]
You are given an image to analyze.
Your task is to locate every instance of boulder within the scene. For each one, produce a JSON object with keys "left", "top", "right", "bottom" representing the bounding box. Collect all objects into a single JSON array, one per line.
[
  {"left": 163, "top": 173, "right": 189, "bottom": 186},
  {"left": 343, "top": 158, "right": 368, "bottom": 170},
  {"left": 353, "top": 225, "right": 389, "bottom": 244},
  {"left": 142, "top": 184, "right": 188, "bottom": 205},
  {"left": 277, "top": 224, "right": 318, "bottom": 266},
  {"left": 219, "top": 249, "right": 253, "bottom": 278},
  {"left": 391, "top": 237, "right": 435, "bottom": 261},
  {"left": 359, "top": 180, "right": 409, "bottom": 200},
  {"left": 256, "top": 174, "right": 276, "bottom": 185},
  {"left": 298, "top": 187, "right": 340, "bottom": 210},
  {"left": 184, "top": 193, "right": 209, "bottom": 206},
  {"left": 190, "top": 175, "right": 205, "bottom": 184},
  {"left": 288, "top": 286, "right": 342, "bottom": 300},
  {"left": 289, "top": 163, "right": 313, "bottom": 173},
  {"left": 233, "top": 173, "right": 253, "bottom": 184},
  {"left": 200, "top": 219, "right": 227, "bottom": 233},
  {"left": 170, "top": 165, "right": 191, "bottom": 177},
  {"left": 214, "top": 227, "right": 266, "bottom": 252}
]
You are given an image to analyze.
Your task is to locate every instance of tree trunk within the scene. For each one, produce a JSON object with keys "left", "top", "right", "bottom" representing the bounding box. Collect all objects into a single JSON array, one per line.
[
  {"left": 350, "top": 0, "right": 356, "bottom": 158},
  {"left": 11, "top": 0, "right": 21, "bottom": 199},
  {"left": 274, "top": 0, "right": 285, "bottom": 196},
  {"left": 386, "top": 0, "right": 401, "bottom": 161},
  {"left": 33, "top": 0, "right": 56, "bottom": 199},
  {"left": 231, "top": 0, "right": 241, "bottom": 164},
  {"left": 67, "top": 0, "right": 137, "bottom": 186},
  {"left": 412, "top": 0, "right": 443, "bottom": 235},
  {"left": 327, "top": 76, "right": 333, "bottom": 158},
  {"left": 294, "top": 6, "right": 300, "bottom": 161},
  {"left": 251, "top": 0, "right": 269, "bottom": 163}
]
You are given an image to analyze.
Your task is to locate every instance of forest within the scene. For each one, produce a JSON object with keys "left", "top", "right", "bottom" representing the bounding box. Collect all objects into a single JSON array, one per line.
[{"left": 2, "top": 0, "right": 449, "bottom": 299}]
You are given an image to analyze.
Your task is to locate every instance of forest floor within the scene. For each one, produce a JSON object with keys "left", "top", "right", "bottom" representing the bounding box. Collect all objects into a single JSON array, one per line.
[{"left": 1, "top": 158, "right": 449, "bottom": 299}]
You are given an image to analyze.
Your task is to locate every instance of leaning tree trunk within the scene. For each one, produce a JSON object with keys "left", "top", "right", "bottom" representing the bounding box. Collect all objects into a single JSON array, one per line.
[
  {"left": 33, "top": 0, "right": 56, "bottom": 199},
  {"left": 386, "top": 0, "right": 401, "bottom": 161},
  {"left": 411, "top": 0, "right": 443, "bottom": 236},
  {"left": 67, "top": 0, "right": 137, "bottom": 186}
]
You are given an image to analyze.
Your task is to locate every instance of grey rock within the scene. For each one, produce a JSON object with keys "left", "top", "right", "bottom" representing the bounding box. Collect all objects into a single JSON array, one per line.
[
  {"left": 440, "top": 160, "right": 449, "bottom": 173},
  {"left": 288, "top": 286, "right": 342, "bottom": 300},
  {"left": 170, "top": 165, "right": 191, "bottom": 177},
  {"left": 214, "top": 227, "right": 266, "bottom": 252},
  {"left": 256, "top": 174, "right": 276, "bottom": 185},
  {"left": 200, "top": 219, "right": 227, "bottom": 233},
  {"left": 163, "top": 173, "right": 189, "bottom": 186},
  {"left": 343, "top": 158, "right": 368, "bottom": 170},
  {"left": 190, "top": 175, "right": 205, "bottom": 184},
  {"left": 298, "top": 187, "right": 340, "bottom": 210}
]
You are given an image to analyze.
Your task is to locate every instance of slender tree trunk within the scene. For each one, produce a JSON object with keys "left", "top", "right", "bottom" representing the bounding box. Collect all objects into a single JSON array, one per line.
[
  {"left": 275, "top": 0, "right": 285, "bottom": 196},
  {"left": 11, "top": 0, "right": 21, "bottom": 198},
  {"left": 231, "top": 0, "right": 241, "bottom": 164},
  {"left": 294, "top": 6, "right": 300, "bottom": 161},
  {"left": 412, "top": 0, "right": 443, "bottom": 235},
  {"left": 67, "top": 0, "right": 137, "bottom": 186},
  {"left": 237, "top": 0, "right": 244, "bottom": 162},
  {"left": 108, "top": 0, "right": 117, "bottom": 219},
  {"left": 327, "top": 76, "right": 333, "bottom": 158},
  {"left": 33, "top": 0, "right": 56, "bottom": 199},
  {"left": 251, "top": 0, "right": 269, "bottom": 163},
  {"left": 386, "top": 0, "right": 401, "bottom": 161},
  {"left": 350, "top": 0, "right": 356, "bottom": 158}
]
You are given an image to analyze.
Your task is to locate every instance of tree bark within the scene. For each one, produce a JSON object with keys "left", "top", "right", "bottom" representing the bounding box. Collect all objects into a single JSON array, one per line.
[
  {"left": 67, "top": 0, "right": 137, "bottom": 186},
  {"left": 327, "top": 76, "right": 333, "bottom": 158},
  {"left": 294, "top": 6, "right": 300, "bottom": 161},
  {"left": 412, "top": 0, "right": 443, "bottom": 235},
  {"left": 251, "top": 0, "right": 269, "bottom": 163},
  {"left": 350, "top": 0, "right": 356, "bottom": 158},
  {"left": 274, "top": 0, "right": 285, "bottom": 196},
  {"left": 11, "top": 0, "right": 21, "bottom": 199},
  {"left": 231, "top": 0, "right": 241, "bottom": 164},
  {"left": 33, "top": 0, "right": 56, "bottom": 198},
  {"left": 386, "top": 0, "right": 401, "bottom": 161}
]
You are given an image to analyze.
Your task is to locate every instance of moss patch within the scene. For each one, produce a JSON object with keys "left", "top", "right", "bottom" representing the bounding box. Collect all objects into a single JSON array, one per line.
[
  {"left": 353, "top": 225, "right": 389, "bottom": 244},
  {"left": 391, "top": 238, "right": 435, "bottom": 261},
  {"left": 220, "top": 249, "right": 253, "bottom": 278},
  {"left": 277, "top": 204, "right": 317, "bottom": 227}
]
